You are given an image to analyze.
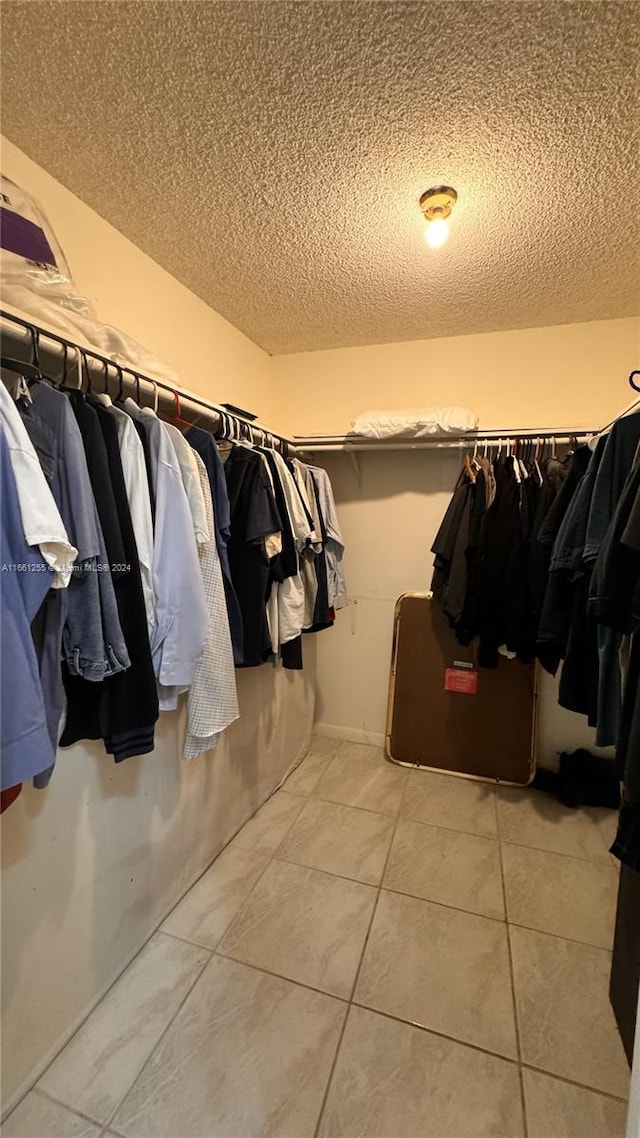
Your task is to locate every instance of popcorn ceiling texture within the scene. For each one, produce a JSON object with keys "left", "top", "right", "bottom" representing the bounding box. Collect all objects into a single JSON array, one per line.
[{"left": 1, "top": 1, "right": 638, "bottom": 355}]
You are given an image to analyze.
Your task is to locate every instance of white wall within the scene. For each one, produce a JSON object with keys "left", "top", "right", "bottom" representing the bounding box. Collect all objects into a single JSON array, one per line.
[{"left": 0, "top": 138, "right": 315, "bottom": 1109}]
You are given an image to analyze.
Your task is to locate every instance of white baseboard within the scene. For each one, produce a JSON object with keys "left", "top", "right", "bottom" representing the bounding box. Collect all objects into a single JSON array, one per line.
[{"left": 313, "top": 722, "right": 386, "bottom": 748}]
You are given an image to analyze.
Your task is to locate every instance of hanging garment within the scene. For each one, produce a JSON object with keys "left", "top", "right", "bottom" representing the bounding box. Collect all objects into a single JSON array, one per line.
[
  {"left": 473, "top": 457, "right": 528, "bottom": 668},
  {"left": 63, "top": 390, "right": 131, "bottom": 683},
  {"left": 13, "top": 380, "right": 130, "bottom": 788},
  {"left": 587, "top": 415, "right": 640, "bottom": 747},
  {"left": 130, "top": 414, "right": 156, "bottom": 522},
  {"left": 0, "top": 428, "right": 58, "bottom": 789},
  {"left": 183, "top": 452, "right": 239, "bottom": 759},
  {"left": 0, "top": 381, "right": 76, "bottom": 584},
  {"left": 123, "top": 400, "right": 208, "bottom": 706},
  {"left": 290, "top": 458, "right": 321, "bottom": 629},
  {"left": 430, "top": 475, "right": 471, "bottom": 628},
  {"left": 537, "top": 439, "right": 606, "bottom": 681},
  {"left": 94, "top": 393, "right": 155, "bottom": 638},
  {"left": 258, "top": 447, "right": 317, "bottom": 666},
  {"left": 186, "top": 425, "right": 244, "bottom": 666},
  {"left": 60, "top": 399, "right": 159, "bottom": 761},
  {"left": 0, "top": 382, "right": 77, "bottom": 768},
  {"left": 259, "top": 448, "right": 300, "bottom": 659},
  {"left": 164, "top": 422, "right": 210, "bottom": 547},
  {"left": 223, "top": 443, "right": 282, "bottom": 667},
  {"left": 307, "top": 465, "right": 348, "bottom": 611},
  {"left": 26, "top": 381, "right": 128, "bottom": 684},
  {"left": 456, "top": 471, "right": 489, "bottom": 647},
  {"left": 591, "top": 467, "right": 640, "bottom": 870},
  {"left": 304, "top": 470, "right": 336, "bottom": 633},
  {"left": 528, "top": 449, "right": 588, "bottom": 657}
]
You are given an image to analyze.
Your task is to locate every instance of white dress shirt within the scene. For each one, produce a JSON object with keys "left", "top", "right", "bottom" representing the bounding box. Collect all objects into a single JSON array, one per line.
[{"left": 183, "top": 452, "right": 239, "bottom": 758}]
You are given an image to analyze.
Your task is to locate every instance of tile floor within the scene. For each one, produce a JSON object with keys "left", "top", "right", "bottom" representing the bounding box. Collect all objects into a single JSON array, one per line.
[{"left": 4, "top": 738, "right": 630, "bottom": 1138}]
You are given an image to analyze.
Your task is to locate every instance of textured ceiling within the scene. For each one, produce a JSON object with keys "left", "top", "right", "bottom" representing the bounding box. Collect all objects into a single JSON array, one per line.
[{"left": 1, "top": 1, "right": 639, "bottom": 354}]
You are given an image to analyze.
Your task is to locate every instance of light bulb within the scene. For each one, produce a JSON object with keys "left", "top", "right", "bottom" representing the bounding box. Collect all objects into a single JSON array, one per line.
[{"left": 425, "top": 217, "right": 449, "bottom": 248}]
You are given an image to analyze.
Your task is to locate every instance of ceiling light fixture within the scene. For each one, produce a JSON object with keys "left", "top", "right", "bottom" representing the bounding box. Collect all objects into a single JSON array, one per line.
[{"left": 420, "top": 186, "right": 458, "bottom": 248}]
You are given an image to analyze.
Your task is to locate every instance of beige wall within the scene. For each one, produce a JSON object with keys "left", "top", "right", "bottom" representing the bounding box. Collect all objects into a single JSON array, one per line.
[
  {"left": 1, "top": 136, "right": 272, "bottom": 417},
  {"left": 0, "top": 138, "right": 314, "bottom": 1109},
  {"left": 273, "top": 316, "right": 640, "bottom": 437}
]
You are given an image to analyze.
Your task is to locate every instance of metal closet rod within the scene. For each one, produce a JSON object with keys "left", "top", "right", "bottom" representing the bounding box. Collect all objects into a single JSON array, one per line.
[
  {"left": 0, "top": 309, "right": 298, "bottom": 452},
  {"left": 295, "top": 428, "right": 597, "bottom": 453}
]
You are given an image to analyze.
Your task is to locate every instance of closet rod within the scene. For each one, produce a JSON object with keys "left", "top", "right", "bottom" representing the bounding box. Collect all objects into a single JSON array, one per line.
[
  {"left": 296, "top": 428, "right": 597, "bottom": 453},
  {"left": 0, "top": 309, "right": 298, "bottom": 453}
]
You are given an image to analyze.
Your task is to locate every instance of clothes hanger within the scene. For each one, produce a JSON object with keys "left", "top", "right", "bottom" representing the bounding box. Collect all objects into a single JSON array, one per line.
[
  {"left": 171, "top": 389, "right": 192, "bottom": 429},
  {"left": 148, "top": 378, "right": 159, "bottom": 414},
  {"left": 80, "top": 351, "right": 92, "bottom": 394},
  {"left": 629, "top": 370, "right": 640, "bottom": 392},
  {"left": 1, "top": 324, "right": 44, "bottom": 387}
]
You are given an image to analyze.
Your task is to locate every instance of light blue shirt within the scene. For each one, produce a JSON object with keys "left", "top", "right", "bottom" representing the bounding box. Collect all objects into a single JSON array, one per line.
[
  {"left": 0, "top": 428, "right": 55, "bottom": 788},
  {"left": 124, "top": 402, "right": 208, "bottom": 708}
]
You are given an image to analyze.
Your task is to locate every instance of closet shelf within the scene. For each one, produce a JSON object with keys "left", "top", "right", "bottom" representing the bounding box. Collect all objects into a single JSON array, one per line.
[{"left": 296, "top": 428, "right": 597, "bottom": 453}]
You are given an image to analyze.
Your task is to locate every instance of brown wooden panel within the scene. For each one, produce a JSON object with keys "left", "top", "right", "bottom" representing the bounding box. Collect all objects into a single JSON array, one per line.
[{"left": 386, "top": 593, "right": 536, "bottom": 785}]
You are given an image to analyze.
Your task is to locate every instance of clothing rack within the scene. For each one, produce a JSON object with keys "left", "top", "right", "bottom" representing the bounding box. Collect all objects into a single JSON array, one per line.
[
  {"left": 296, "top": 428, "right": 597, "bottom": 454},
  {"left": 0, "top": 309, "right": 298, "bottom": 455}
]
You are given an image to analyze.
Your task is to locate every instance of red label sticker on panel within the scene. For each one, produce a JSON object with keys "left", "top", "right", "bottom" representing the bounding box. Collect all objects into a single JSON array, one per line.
[{"left": 444, "top": 667, "right": 478, "bottom": 694}]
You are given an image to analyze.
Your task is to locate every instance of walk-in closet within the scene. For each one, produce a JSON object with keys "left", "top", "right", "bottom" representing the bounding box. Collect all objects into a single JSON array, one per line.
[{"left": 1, "top": 2, "right": 639, "bottom": 1136}]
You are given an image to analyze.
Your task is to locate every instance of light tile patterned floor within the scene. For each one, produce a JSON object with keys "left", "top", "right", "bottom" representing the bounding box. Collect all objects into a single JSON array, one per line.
[{"left": 5, "top": 738, "right": 630, "bottom": 1138}]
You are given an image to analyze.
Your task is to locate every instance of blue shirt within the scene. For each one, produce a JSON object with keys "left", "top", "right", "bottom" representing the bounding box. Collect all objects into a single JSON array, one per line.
[{"left": 0, "top": 428, "right": 55, "bottom": 789}]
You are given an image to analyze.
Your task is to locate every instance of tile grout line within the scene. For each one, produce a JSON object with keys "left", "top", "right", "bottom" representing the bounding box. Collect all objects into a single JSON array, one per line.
[
  {"left": 100, "top": 947, "right": 213, "bottom": 1132},
  {"left": 99, "top": 798, "right": 294, "bottom": 1136},
  {"left": 26, "top": 1087, "right": 112, "bottom": 1132},
  {"left": 100, "top": 787, "right": 304, "bottom": 1137},
  {"left": 213, "top": 947, "right": 350, "bottom": 1006},
  {"left": 520, "top": 1062, "right": 631, "bottom": 1105},
  {"left": 495, "top": 790, "right": 529, "bottom": 1138},
  {"left": 311, "top": 770, "right": 409, "bottom": 1138}
]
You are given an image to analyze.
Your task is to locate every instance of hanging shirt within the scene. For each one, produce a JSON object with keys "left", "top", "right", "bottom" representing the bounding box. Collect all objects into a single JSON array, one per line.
[
  {"left": 223, "top": 444, "right": 282, "bottom": 667},
  {"left": 260, "top": 449, "right": 316, "bottom": 653},
  {"left": 94, "top": 394, "right": 155, "bottom": 638},
  {"left": 257, "top": 449, "right": 301, "bottom": 656},
  {"left": 0, "top": 429, "right": 56, "bottom": 789},
  {"left": 183, "top": 453, "right": 239, "bottom": 759},
  {"left": 123, "top": 400, "right": 208, "bottom": 708},
  {"left": 0, "top": 380, "right": 76, "bottom": 584},
  {"left": 186, "top": 425, "right": 244, "bottom": 665},
  {"left": 308, "top": 465, "right": 348, "bottom": 611},
  {"left": 23, "top": 382, "right": 128, "bottom": 690},
  {"left": 64, "top": 391, "right": 131, "bottom": 683},
  {"left": 164, "top": 422, "right": 210, "bottom": 547},
  {"left": 60, "top": 396, "right": 160, "bottom": 761},
  {"left": 290, "top": 459, "right": 322, "bottom": 629}
]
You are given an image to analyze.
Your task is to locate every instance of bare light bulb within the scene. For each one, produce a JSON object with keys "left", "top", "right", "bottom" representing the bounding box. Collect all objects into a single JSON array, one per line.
[{"left": 425, "top": 217, "right": 449, "bottom": 248}]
